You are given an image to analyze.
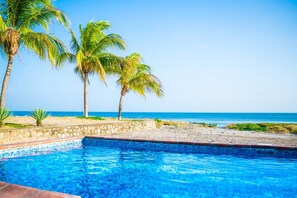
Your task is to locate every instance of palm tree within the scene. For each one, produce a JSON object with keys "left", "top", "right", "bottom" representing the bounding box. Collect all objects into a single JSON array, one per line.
[
  {"left": 116, "top": 53, "right": 163, "bottom": 120},
  {"left": 57, "top": 21, "right": 125, "bottom": 117},
  {"left": 0, "top": 0, "right": 69, "bottom": 107}
]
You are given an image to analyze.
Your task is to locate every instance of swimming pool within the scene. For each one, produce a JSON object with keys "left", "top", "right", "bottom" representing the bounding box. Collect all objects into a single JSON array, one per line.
[{"left": 0, "top": 139, "right": 297, "bottom": 198}]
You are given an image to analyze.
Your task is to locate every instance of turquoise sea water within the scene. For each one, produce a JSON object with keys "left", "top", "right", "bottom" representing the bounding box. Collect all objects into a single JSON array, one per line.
[
  {"left": 1, "top": 145, "right": 296, "bottom": 198},
  {"left": 13, "top": 111, "right": 297, "bottom": 126}
]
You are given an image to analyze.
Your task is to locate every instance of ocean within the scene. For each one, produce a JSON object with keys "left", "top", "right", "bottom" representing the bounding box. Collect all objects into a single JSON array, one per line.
[{"left": 12, "top": 111, "right": 297, "bottom": 127}]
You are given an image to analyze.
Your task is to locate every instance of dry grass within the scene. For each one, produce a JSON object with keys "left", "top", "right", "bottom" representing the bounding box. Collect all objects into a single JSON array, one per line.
[{"left": 154, "top": 119, "right": 189, "bottom": 128}]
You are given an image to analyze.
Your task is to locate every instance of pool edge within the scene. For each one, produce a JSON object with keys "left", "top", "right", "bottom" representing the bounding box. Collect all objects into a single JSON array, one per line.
[{"left": 85, "top": 136, "right": 297, "bottom": 150}]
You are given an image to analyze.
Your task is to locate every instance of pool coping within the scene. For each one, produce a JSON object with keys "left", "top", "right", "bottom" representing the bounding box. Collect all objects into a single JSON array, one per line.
[
  {"left": 0, "top": 181, "right": 80, "bottom": 198},
  {"left": 85, "top": 136, "right": 297, "bottom": 150},
  {"left": 0, "top": 135, "right": 296, "bottom": 151}
]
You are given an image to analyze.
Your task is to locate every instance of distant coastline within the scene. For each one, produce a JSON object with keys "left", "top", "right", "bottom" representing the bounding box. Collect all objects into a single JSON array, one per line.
[{"left": 11, "top": 111, "right": 297, "bottom": 127}]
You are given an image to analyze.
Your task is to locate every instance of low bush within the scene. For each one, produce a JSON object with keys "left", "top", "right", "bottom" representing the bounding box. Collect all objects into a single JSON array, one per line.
[
  {"left": 199, "top": 122, "right": 218, "bottom": 128},
  {"left": 154, "top": 118, "right": 162, "bottom": 123},
  {"left": 0, "top": 107, "right": 12, "bottom": 127},
  {"left": 31, "top": 109, "right": 49, "bottom": 126},
  {"left": 227, "top": 123, "right": 267, "bottom": 132}
]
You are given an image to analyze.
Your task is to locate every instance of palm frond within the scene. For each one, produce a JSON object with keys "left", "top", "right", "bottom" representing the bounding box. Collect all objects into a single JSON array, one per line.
[
  {"left": 4, "top": 0, "right": 68, "bottom": 30},
  {"left": 5, "top": 0, "right": 30, "bottom": 28},
  {"left": 74, "top": 66, "right": 90, "bottom": 84},
  {"left": 19, "top": 5, "right": 68, "bottom": 31},
  {"left": 87, "top": 55, "right": 106, "bottom": 81},
  {"left": 127, "top": 74, "right": 158, "bottom": 97},
  {"left": 56, "top": 52, "right": 75, "bottom": 67},
  {"left": 70, "top": 29, "right": 80, "bottom": 53},
  {"left": 76, "top": 49, "right": 85, "bottom": 70},
  {"left": 74, "top": 66, "right": 83, "bottom": 81},
  {"left": 98, "top": 53, "right": 123, "bottom": 74},
  {"left": 21, "top": 31, "right": 67, "bottom": 66},
  {"left": 91, "top": 33, "right": 126, "bottom": 55},
  {"left": 0, "top": 15, "right": 8, "bottom": 31},
  {"left": 117, "top": 53, "right": 164, "bottom": 98}
]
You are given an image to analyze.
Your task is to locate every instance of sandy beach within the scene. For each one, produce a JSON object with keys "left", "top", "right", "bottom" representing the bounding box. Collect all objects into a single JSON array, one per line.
[
  {"left": 101, "top": 125, "right": 297, "bottom": 147},
  {"left": 5, "top": 116, "right": 120, "bottom": 127}
]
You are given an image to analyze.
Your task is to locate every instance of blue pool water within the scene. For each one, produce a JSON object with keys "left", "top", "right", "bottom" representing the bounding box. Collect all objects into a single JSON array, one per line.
[
  {"left": 1, "top": 145, "right": 297, "bottom": 197},
  {"left": 12, "top": 111, "right": 297, "bottom": 126}
]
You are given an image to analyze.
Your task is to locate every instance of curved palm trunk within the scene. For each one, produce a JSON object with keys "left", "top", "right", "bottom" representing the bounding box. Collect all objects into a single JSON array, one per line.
[
  {"left": 83, "top": 73, "right": 89, "bottom": 117},
  {"left": 0, "top": 54, "right": 15, "bottom": 108},
  {"left": 118, "top": 90, "right": 125, "bottom": 121}
]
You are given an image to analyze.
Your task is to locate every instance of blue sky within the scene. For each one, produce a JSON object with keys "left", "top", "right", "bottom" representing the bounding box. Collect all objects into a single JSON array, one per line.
[{"left": 1, "top": 0, "right": 297, "bottom": 112}]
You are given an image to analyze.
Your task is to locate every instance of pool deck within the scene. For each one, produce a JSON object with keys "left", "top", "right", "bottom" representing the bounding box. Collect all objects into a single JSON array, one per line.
[
  {"left": 0, "top": 136, "right": 82, "bottom": 150},
  {"left": 0, "top": 181, "right": 80, "bottom": 198}
]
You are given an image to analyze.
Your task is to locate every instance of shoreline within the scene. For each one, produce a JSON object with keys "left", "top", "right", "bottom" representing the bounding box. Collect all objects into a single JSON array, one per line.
[{"left": 0, "top": 116, "right": 296, "bottom": 147}]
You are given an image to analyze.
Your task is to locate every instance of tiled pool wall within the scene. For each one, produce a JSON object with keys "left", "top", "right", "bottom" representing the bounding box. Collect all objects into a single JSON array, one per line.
[
  {"left": 83, "top": 137, "right": 297, "bottom": 158},
  {"left": 1, "top": 136, "right": 296, "bottom": 159},
  {"left": 0, "top": 139, "right": 82, "bottom": 159}
]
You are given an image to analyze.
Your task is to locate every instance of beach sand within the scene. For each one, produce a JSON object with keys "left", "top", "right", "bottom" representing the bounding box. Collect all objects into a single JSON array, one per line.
[
  {"left": 5, "top": 116, "right": 119, "bottom": 127},
  {"left": 100, "top": 125, "right": 297, "bottom": 147}
]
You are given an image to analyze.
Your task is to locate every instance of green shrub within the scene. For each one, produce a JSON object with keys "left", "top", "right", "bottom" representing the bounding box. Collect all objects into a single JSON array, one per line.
[
  {"left": 208, "top": 123, "right": 218, "bottom": 127},
  {"left": 199, "top": 122, "right": 217, "bottom": 128},
  {"left": 0, "top": 107, "right": 12, "bottom": 127},
  {"left": 31, "top": 109, "right": 49, "bottom": 126},
  {"left": 154, "top": 118, "right": 162, "bottom": 123},
  {"left": 227, "top": 123, "right": 268, "bottom": 132},
  {"left": 200, "top": 122, "right": 207, "bottom": 127}
]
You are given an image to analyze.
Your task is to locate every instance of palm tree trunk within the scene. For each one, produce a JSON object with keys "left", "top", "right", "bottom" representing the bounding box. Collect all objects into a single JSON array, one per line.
[
  {"left": 0, "top": 54, "right": 15, "bottom": 108},
  {"left": 118, "top": 92, "right": 124, "bottom": 121},
  {"left": 83, "top": 73, "right": 88, "bottom": 117}
]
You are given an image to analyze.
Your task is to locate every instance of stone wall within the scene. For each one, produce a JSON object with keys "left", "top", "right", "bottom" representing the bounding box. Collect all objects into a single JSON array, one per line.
[{"left": 0, "top": 120, "right": 156, "bottom": 145}]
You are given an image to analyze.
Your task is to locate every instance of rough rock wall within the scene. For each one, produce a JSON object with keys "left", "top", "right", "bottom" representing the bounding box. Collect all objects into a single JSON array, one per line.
[{"left": 0, "top": 120, "right": 156, "bottom": 145}]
